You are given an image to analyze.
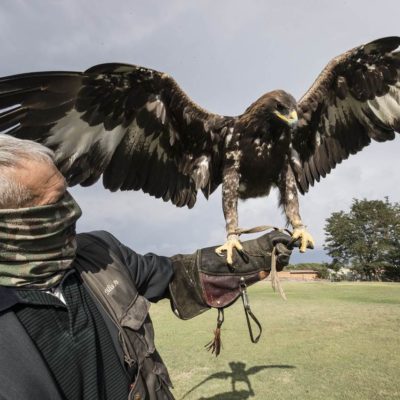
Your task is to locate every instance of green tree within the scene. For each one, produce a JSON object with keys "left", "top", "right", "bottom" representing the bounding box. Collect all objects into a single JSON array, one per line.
[{"left": 324, "top": 198, "right": 400, "bottom": 281}]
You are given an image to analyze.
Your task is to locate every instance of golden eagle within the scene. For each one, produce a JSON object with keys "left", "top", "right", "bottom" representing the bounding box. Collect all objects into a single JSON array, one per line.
[{"left": 0, "top": 36, "right": 399, "bottom": 264}]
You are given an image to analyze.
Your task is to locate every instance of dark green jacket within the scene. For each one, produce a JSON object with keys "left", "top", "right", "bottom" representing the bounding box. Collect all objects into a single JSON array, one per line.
[{"left": 0, "top": 231, "right": 175, "bottom": 400}]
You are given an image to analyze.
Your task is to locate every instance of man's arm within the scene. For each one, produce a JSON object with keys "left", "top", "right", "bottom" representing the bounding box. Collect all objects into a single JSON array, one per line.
[
  {"left": 78, "top": 229, "right": 294, "bottom": 318},
  {"left": 77, "top": 230, "right": 174, "bottom": 302}
]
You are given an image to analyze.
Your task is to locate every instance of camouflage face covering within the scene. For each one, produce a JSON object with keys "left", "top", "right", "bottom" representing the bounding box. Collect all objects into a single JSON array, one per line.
[{"left": 0, "top": 191, "right": 82, "bottom": 288}]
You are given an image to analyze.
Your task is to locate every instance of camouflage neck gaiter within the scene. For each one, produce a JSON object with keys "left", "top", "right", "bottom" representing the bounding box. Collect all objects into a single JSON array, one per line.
[{"left": 0, "top": 191, "right": 82, "bottom": 289}]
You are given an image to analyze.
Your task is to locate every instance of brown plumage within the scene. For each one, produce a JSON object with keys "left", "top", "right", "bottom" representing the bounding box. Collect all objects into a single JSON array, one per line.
[{"left": 0, "top": 36, "right": 399, "bottom": 261}]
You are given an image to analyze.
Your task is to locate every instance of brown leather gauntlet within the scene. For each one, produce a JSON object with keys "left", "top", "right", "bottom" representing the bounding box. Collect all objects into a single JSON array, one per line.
[{"left": 169, "top": 230, "right": 293, "bottom": 320}]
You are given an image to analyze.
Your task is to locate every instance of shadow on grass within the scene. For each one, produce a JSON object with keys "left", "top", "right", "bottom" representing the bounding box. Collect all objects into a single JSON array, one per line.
[
  {"left": 181, "top": 362, "right": 296, "bottom": 399},
  {"left": 197, "top": 389, "right": 252, "bottom": 400}
]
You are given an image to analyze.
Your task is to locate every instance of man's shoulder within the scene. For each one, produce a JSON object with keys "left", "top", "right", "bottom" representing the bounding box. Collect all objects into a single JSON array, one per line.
[
  {"left": 74, "top": 230, "right": 127, "bottom": 273},
  {"left": 77, "top": 230, "right": 121, "bottom": 252},
  {"left": 77, "top": 230, "right": 118, "bottom": 244}
]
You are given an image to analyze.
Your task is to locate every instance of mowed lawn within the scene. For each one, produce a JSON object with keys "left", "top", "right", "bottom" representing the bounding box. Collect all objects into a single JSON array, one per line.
[{"left": 150, "top": 281, "right": 400, "bottom": 400}]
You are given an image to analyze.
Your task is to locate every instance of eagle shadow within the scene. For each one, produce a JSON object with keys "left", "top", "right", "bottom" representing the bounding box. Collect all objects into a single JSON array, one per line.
[{"left": 181, "top": 362, "right": 295, "bottom": 399}]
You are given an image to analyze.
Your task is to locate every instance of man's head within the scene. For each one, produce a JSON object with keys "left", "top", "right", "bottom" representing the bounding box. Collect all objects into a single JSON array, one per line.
[
  {"left": 0, "top": 135, "right": 81, "bottom": 289},
  {"left": 0, "top": 134, "right": 66, "bottom": 208}
]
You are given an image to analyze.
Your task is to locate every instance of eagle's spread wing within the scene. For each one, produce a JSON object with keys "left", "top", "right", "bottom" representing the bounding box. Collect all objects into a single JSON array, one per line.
[
  {"left": 291, "top": 36, "right": 400, "bottom": 193},
  {"left": 0, "top": 63, "right": 232, "bottom": 207}
]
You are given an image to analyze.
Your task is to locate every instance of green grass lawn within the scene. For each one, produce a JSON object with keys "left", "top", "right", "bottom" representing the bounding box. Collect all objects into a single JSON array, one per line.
[{"left": 150, "top": 281, "right": 400, "bottom": 400}]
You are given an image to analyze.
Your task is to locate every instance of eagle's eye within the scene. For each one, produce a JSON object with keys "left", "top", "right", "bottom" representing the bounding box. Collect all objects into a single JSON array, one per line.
[{"left": 276, "top": 102, "right": 286, "bottom": 113}]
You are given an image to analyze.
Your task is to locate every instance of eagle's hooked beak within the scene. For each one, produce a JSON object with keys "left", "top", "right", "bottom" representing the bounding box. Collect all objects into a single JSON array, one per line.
[{"left": 274, "top": 109, "right": 298, "bottom": 127}]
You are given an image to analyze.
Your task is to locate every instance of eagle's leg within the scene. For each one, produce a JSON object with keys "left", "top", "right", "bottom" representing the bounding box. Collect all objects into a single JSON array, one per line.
[
  {"left": 215, "top": 235, "right": 243, "bottom": 265},
  {"left": 279, "top": 163, "right": 315, "bottom": 252},
  {"left": 215, "top": 165, "right": 242, "bottom": 265}
]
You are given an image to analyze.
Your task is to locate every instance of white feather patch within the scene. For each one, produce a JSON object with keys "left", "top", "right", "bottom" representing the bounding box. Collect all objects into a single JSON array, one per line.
[
  {"left": 146, "top": 97, "right": 167, "bottom": 124},
  {"left": 192, "top": 155, "right": 210, "bottom": 189},
  {"left": 367, "top": 84, "right": 400, "bottom": 128},
  {"left": 46, "top": 109, "right": 126, "bottom": 166}
]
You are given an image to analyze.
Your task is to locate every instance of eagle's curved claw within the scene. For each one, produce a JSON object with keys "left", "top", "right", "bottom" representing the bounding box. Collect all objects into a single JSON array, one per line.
[
  {"left": 292, "top": 227, "right": 315, "bottom": 253},
  {"left": 215, "top": 235, "right": 243, "bottom": 265}
]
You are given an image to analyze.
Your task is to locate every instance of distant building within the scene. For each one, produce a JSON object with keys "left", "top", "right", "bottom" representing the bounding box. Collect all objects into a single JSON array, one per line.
[{"left": 278, "top": 269, "right": 318, "bottom": 281}]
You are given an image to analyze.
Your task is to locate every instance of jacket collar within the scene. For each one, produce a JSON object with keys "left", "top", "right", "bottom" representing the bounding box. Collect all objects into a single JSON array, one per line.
[
  {"left": 0, "top": 285, "right": 20, "bottom": 313},
  {"left": 0, "top": 269, "right": 77, "bottom": 312}
]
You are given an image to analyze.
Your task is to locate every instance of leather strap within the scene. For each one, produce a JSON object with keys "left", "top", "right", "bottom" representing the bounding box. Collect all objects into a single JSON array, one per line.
[
  {"left": 231, "top": 225, "right": 292, "bottom": 236},
  {"left": 269, "top": 246, "right": 287, "bottom": 300},
  {"left": 239, "top": 278, "right": 262, "bottom": 344}
]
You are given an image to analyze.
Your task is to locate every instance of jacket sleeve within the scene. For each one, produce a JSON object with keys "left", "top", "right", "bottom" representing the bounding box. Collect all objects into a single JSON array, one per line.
[{"left": 79, "top": 231, "right": 174, "bottom": 302}]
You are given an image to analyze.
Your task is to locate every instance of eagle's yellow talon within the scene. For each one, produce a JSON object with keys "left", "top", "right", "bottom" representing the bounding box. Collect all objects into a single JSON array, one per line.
[
  {"left": 215, "top": 235, "right": 243, "bottom": 265},
  {"left": 292, "top": 227, "right": 315, "bottom": 253}
]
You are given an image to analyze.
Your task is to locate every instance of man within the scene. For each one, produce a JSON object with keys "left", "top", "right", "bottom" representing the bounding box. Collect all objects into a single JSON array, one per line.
[{"left": 0, "top": 134, "right": 294, "bottom": 400}]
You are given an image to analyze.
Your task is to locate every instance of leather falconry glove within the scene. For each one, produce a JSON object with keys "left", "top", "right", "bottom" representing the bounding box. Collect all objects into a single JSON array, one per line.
[{"left": 169, "top": 230, "right": 293, "bottom": 355}]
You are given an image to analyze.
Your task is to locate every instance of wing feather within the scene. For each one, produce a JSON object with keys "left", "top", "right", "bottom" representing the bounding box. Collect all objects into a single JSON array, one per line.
[
  {"left": 293, "top": 37, "right": 400, "bottom": 193},
  {"left": 0, "top": 64, "right": 232, "bottom": 207}
]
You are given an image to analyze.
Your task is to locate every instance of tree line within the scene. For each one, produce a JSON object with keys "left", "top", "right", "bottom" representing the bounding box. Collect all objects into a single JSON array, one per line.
[{"left": 288, "top": 198, "right": 400, "bottom": 281}]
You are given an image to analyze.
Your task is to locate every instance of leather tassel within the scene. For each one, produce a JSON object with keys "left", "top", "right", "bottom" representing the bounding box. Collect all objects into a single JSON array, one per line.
[
  {"left": 270, "top": 246, "right": 287, "bottom": 300},
  {"left": 205, "top": 309, "right": 224, "bottom": 356}
]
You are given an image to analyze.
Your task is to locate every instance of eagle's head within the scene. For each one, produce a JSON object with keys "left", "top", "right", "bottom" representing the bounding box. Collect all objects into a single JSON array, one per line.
[
  {"left": 241, "top": 90, "right": 298, "bottom": 133},
  {"left": 269, "top": 90, "right": 298, "bottom": 128}
]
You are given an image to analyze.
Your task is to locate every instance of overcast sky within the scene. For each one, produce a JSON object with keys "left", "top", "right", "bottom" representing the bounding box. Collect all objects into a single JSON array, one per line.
[{"left": 1, "top": 0, "right": 399, "bottom": 263}]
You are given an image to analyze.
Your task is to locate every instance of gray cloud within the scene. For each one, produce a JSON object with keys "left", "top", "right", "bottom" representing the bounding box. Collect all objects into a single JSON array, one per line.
[{"left": 1, "top": 0, "right": 399, "bottom": 262}]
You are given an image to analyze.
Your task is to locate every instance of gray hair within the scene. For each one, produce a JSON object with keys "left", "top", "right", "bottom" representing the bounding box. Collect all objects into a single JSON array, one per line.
[{"left": 0, "top": 134, "right": 55, "bottom": 208}]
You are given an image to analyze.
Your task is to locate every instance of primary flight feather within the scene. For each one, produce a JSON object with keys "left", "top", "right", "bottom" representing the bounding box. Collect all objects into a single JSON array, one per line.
[{"left": 0, "top": 36, "right": 399, "bottom": 264}]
